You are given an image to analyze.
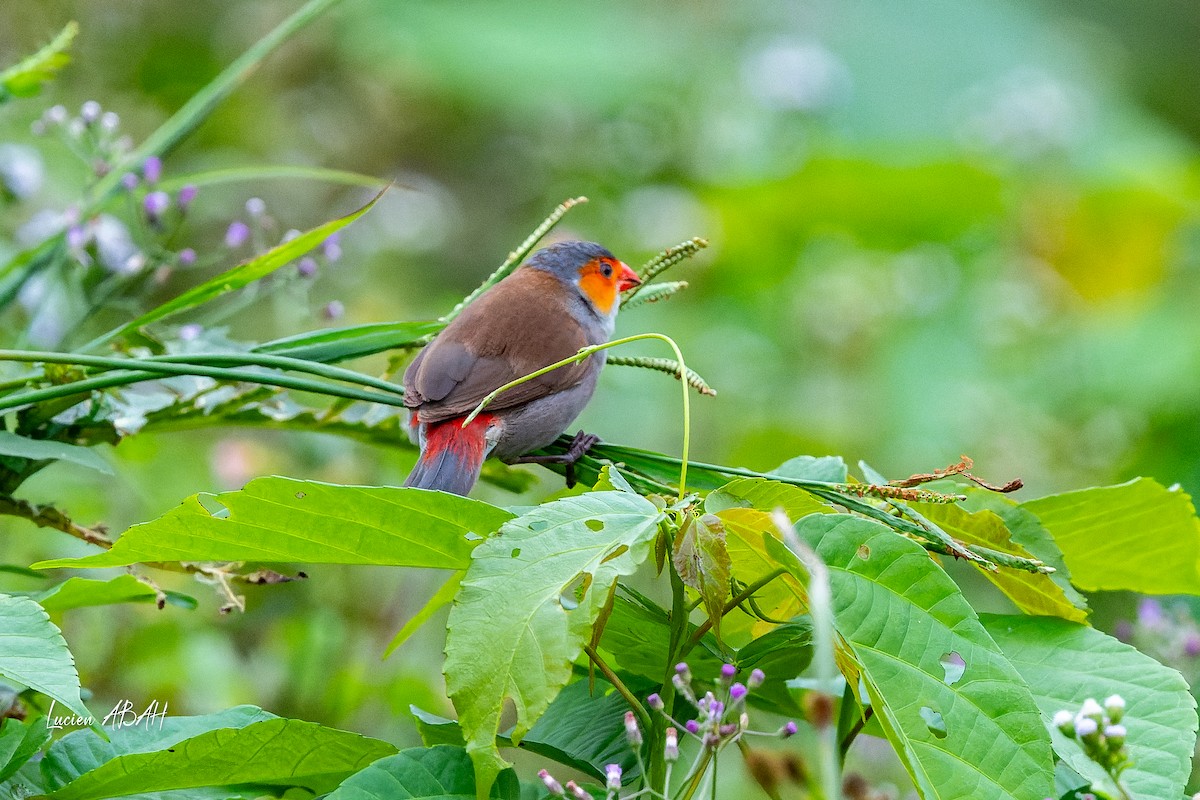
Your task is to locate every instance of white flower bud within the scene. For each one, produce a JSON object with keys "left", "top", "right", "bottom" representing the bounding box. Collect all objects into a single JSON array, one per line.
[
  {"left": 1104, "top": 694, "right": 1126, "bottom": 723},
  {"left": 1078, "top": 697, "right": 1104, "bottom": 722},
  {"left": 1104, "top": 724, "right": 1126, "bottom": 748},
  {"left": 1052, "top": 709, "right": 1075, "bottom": 736},
  {"left": 1074, "top": 716, "right": 1099, "bottom": 739}
]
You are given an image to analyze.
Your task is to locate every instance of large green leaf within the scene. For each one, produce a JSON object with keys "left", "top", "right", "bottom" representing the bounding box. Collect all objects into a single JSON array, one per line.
[
  {"left": 0, "top": 717, "right": 49, "bottom": 783},
  {"left": 42, "top": 707, "right": 397, "bottom": 799},
  {"left": 1022, "top": 477, "right": 1200, "bottom": 593},
  {"left": 34, "top": 478, "right": 511, "bottom": 570},
  {"left": 704, "top": 476, "right": 831, "bottom": 519},
  {"left": 326, "top": 745, "right": 518, "bottom": 800},
  {"left": 765, "top": 515, "right": 1055, "bottom": 799},
  {"left": 413, "top": 677, "right": 645, "bottom": 781},
  {"left": 256, "top": 321, "right": 444, "bottom": 363},
  {"left": 957, "top": 488, "right": 1088, "bottom": 616},
  {"left": 0, "top": 594, "right": 90, "bottom": 722},
  {"left": 597, "top": 591, "right": 724, "bottom": 682},
  {"left": 0, "top": 432, "right": 112, "bottom": 474},
  {"left": 718, "top": 507, "right": 807, "bottom": 645},
  {"left": 444, "top": 491, "right": 663, "bottom": 799},
  {"left": 982, "top": 614, "right": 1197, "bottom": 800},
  {"left": 34, "top": 575, "right": 196, "bottom": 612},
  {"left": 909, "top": 502, "right": 1087, "bottom": 623}
]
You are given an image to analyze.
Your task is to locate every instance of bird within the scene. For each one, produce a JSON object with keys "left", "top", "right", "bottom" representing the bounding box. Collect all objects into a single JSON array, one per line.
[{"left": 402, "top": 240, "right": 641, "bottom": 495}]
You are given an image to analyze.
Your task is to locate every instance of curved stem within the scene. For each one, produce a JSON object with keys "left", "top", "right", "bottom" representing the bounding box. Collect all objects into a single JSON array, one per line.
[
  {"left": 463, "top": 332, "right": 692, "bottom": 498},
  {"left": 582, "top": 642, "right": 651, "bottom": 731}
]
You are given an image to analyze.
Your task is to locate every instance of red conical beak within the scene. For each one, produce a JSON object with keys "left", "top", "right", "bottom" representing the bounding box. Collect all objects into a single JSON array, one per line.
[{"left": 616, "top": 262, "right": 641, "bottom": 292}]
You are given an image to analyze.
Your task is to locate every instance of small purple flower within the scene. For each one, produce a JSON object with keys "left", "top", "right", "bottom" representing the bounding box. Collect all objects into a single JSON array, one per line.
[
  {"left": 665, "top": 726, "right": 679, "bottom": 761},
  {"left": 729, "top": 682, "right": 748, "bottom": 702},
  {"left": 647, "top": 693, "right": 664, "bottom": 711},
  {"left": 245, "top": 197, "right": 266, "bottom": 216},
  {"left": 297, "top": 257, "right": 318, "bottom": 278},
  {"left": 46, "top": 105, "right": 68, "bottom": 125},
  {"left": 80, "top": 100, "right": 101, "bottom": 123},
  {"left": 322, "top": 232, "right": 342, "bottom": 261},
  {"left": 781, "top": 721, "right": 798, "bottom": 738},
  {"left": 1137, "top": 598, "right": 1164, "bottom": 628},
  {"left": 685, "top": 719, "right": 700, "bottom": 735},
  {"left": 604, "top": 764, "right": 622, "bottom": 791},
  {"left": 537, "top": 769, "right": 564, "bottom": 796},
  {"left": 1114, "top": 620, "right": 1134, "bottom": 642},
  {"left": 624, "top": 710, "right": 642, "bottom": 746},
  {"left": 323, "top": 300, "right": 345, "bottom": 320},
  {"left": 100, "top": 111, "right": 120, "bottom": 133},
  {"left": 748, "top": 668, "right": 765, "bottom": 688},
  {"left": 1185, "top": 633, "right": 1200, "bottom": 658},
  {"left": 564, "top": 781, "right": 589, "bottom": 800},
  {"left": 225, "top": 220, "right": 250, "bottom": 248},
  {"left": 720, "top": 663, "right": 737, "bottom": 682},
  {"left": 178, "top": 248, "right": 196, "bottom": 266},
  {"left": 179, "top": 323, "right": 203, "bottom": 341},
  {"left": 142, "top": 156, "right": 162, "bottom": 184},
  {"left": 178, "top": 184, "right": 198, "bottom": 209},
  {"left": 120, "top": 172, "right": 139, "bottom": 191},
  {"left": 143, "top": 191, "right": 170, "bottom": 220},
  {"left": 66, "top": 224, "right": 89, "bottom": 251},
  {"left": 675, "top": 662, "right": 690, "bottom": 679}
]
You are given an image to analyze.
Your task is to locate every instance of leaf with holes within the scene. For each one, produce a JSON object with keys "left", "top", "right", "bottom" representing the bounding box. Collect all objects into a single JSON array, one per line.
[
  {"left": 325, "top": 745, "right": 518, "bottom": 800},
  {"left": 673, "top": 514, "right": 731, "bottom": 638},
  {"left": 764, "top": 515, "right": 1055, "bottom": 799},
  {"left": 909, "top": 502, "right": 1087, "bottom": 623},
  {"left": 1022, "top": 478, "right": 1200, "bottom": 594},
  {"left": 0, "top": 594, "right": 90, "bottom": 722},
  {"left": 444, "top": 491, "right": 663, "bottom": 800},
  {"left": 34, "top": 478, "right": 512, "bottom": 570},
  {"left": 983, "top": 614, "right": 1197, "bottom": 800}
]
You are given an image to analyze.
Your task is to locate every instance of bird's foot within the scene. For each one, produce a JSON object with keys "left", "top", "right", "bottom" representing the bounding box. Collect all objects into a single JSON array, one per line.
[{"left": 512, "top": 430, "right": 601, "bottom": 488}]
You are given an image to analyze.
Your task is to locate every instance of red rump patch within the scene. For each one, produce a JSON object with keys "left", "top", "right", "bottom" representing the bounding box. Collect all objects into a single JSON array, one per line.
[{"left": 420, "top": 413, "right": 496, "bottom": 467}]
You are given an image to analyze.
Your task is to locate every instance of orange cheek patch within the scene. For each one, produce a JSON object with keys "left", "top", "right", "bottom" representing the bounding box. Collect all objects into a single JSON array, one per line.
[{"left": 579, "top": 272, "right": 617, "bottom": 315}]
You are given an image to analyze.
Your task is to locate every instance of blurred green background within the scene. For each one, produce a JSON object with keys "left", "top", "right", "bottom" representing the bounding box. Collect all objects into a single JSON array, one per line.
[{"left": 3, "top": 0, "right": 1200, "bottom": 794}]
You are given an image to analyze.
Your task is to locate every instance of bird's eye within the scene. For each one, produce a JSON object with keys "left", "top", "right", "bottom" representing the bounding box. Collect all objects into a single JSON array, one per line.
[{"left": 600, "top": 262, "right": 613, "bottom": 278}]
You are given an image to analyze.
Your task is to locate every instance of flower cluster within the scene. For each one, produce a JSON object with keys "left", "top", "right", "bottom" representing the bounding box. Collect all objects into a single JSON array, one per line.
[
  {"left": 1053, "top": 695, "right": 1131, "bottom": 779},
  {"left": 32, "top": 100, "right": 131, "bottom": 177},
  {"left": 660, "top": 661, "right": 795, "bottom": 751}
]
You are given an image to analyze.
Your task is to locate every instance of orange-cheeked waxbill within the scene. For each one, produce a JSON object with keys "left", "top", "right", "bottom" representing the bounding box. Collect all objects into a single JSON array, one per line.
[{"left": 402, "top": 241, "right": 641, "bottom": 495}]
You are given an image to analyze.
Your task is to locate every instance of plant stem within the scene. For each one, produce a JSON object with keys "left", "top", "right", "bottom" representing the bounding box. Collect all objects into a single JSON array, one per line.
[
  {"left": 678, "top": 568, "right": 786, "bottom": 657},
  {"left": 0, "top": 495, "right": 111, "bottom": 547},
  {"left": 582, "top": 642, "right": 652, "bottom": 731},
  {"left": 649, "top": 538, "right": 692, "bottom": 791}
]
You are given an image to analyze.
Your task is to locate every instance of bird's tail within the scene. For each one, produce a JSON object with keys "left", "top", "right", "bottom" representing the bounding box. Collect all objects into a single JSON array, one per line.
[{"left": 404, "top": 414, "right": 496, "bottom": 496}]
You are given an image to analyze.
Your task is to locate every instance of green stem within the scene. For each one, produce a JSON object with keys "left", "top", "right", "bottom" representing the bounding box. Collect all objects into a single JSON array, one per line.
[
  {"left": 463, "top": 332, "right": 691, "bottom": 498},
  {"left": 582, "top": 642, "right": 651, "bottom": 731},
  {"left": 649, "top": 535, "right": 692, "bottom": 792},
  {"left": 674, "top": 749, "right": 713, "bottom": 800},
  {"left": 0, "top": 351, "right": 407, "bottom": 413},
  {"left": 678, "top": 568, "right": 786, "bottom": 657}
]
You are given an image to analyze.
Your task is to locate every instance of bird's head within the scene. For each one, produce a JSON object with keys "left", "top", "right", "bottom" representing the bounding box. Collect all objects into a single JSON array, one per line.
[{"left": 526, "top": 241, "right": 641, "bottom": 318}]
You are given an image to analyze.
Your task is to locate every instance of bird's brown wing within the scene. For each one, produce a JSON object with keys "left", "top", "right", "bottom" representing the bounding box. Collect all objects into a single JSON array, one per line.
[{"left": 403, "top": 270, "right": 598, "bottom": 424}]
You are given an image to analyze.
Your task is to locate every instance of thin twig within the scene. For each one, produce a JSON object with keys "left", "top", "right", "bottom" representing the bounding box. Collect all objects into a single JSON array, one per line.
[
  {"left": 583, "top": 642, "right": 652, "bottom": 730},
  {"left": 0, "top": 495, "right": 112, "bottom": 547}
]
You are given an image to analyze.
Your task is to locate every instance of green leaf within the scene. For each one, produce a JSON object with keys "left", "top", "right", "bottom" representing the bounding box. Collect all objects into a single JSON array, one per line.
[
  {"left": 43, "top": 708, "right": 397, "bottom": 799},
  {"left": 414, "top": 678, "right": 644, "bottom": 782},
  {"left": 0, "top": 594, "right": 90, "bottom": 722},
  {"left": 0, "top": 432, "right": 112, "bottom": 474},
  {"left": 0, "top": 716, "right": 49, "bottom": 783},
  {"left": 673, "top": 514, "right": 731, "bottom": 638},
  {"left": 719, "top": 507, "right": 806, "bottom": 645},
  {"left": 34, "top": 478, "right": 511, "bottom": 570},
  {"left": 444, "top": 491, "right": 663, "bottom": 799},
  {"left": 158, "top": 165, "right": 386, "bottom": 193},
  {"left": 982, "top": 614, "right": 1198, "bottom": 800},
  {"left": 735, "top": 619, "right": 813, "bottom": 716},
  {"left": 384, "top": 571, "right": 463, "bottom": 657},
  {"left": 256, "top": 321, "right": 444, "bottom": 364},
  {"left": 957, "top": 488, "right": 1088, "bottom": 617},
  {"left": 597, "top": 591, "right": 724, "bottom": 681},
  {"left": 908, "top": 502, "right": 1088, "bottom": 623},
  {"left": 768, "top": 455, "right": 848, "bottom": 483},
  {"left": 0, "top": 21, "right": 77, "bottom": 101},
  {"left": 704, "top": 476, "right": 832, "bottom": 520},
  {"left": 326, "top": 745, "right": 518, "bottom": 800},
  {"left": 34, "top": 575, "right": 196, "bottom": 612},
  {"left": 767, "top": 515, "right": 1056, "bottom": 799},
  {"left": 92, "top": 188, "right": 384, "bottom": 348},
  {"left": 1022, "top": 477, "right": 1200, "bottom": 593}
]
